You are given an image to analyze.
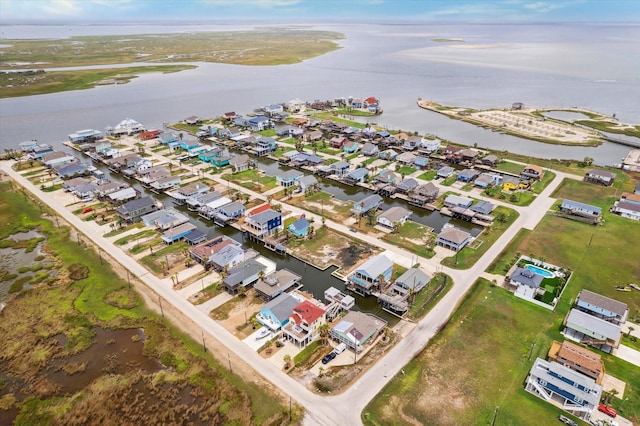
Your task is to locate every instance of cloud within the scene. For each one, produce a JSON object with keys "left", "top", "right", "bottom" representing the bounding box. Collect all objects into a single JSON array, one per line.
[
  {"left": 523, "top": 0, "right": 584, "bottom": 13},
  {"left": 42, "top": 0, "right": 81, "bottom": 16},
  {"left": 201, "top": 0, "right": 302, "bottom": 6}
]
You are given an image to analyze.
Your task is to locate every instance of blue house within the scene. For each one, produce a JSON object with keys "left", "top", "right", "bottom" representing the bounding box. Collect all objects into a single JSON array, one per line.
[
  {"left": 344, "top": 167, "right": 369, "bottom": 184},
  {"left": 276, "top": 169, "right": 304, "bottom": 187},
  {"left": 351, "top": 194, "right": 383, "bottom": 216},
  {"left": 343, "top": 141, "right": 360, "bottom": 153},
  {"left": 560, "top": 199, "right": 602, "bottom": 217},
  {"left": 29, "top": 144, "right": 54, "bottom": 160},
  {"left": 375, "top": 169, "right": 398, "bottom": 185},
  {"left": 288, "top": 217, "right": 310, "bottom": 237},
  {"left": 211, "top": 155, "right": 230, "bottom": 167},
  {"left": 181, "top": 139, "right": 200, "bottom": 152},
  {"left": 159, "top": 131, "right": 179, "bottom": 146},
  {"left": 257, "top": 293, "right": 301, "bottom": 331},
  {"left": 457, "top": 169, "right": 479, "bottom": 182},
  {"left": 379, "top": 149, "right": 397, "bottom": 161},
  {"left": 161, "top": 223, "right": 197, "bottom": 244},
  {"left": 347, "top": 254, "right": 393, "bottom": 296},
  {"left": 255, "top": 136, "right": 277, "bottom": 156},
  {"left": 198, "top": 149, "right": 219, "bottom": 163},
  {"left": 214, "top": 201, "right": 245, "bottom": 223},
  {"left": 249, "top": 116, "right": 272, "bottom": 131},
  {"left": 233, "top": 116, "right": 251, "bottom": 128},
  {"left": 575, "top": 289, "right": 628, "bottom": 324},
  {"left": 245, "top": 209, "right": 283, "bottom": 238},
  {"left": 377, "top": 130, "right": 391, "bottom": 138}
]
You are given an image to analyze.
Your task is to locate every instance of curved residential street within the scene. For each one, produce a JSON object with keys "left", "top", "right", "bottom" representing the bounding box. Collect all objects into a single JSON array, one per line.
[{"left": 1, "top": 159, "right": 576, "bottom": 425}]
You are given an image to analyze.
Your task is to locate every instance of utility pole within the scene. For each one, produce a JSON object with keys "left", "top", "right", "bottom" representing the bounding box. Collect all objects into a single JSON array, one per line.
[
  {"left": 528, "top": 342, "right": 536, "bottom": 361},
  {"left": 159, "top": 296, "right": 164, "bottom": 317},
  {"left": 588, "top": 233, "right": 594, "bottom": 247},
  {"left": 201, "top": 330, "right": 206, "bottom": 353},
  {"left": 126, "top": 269, "right": 131, "bottom": 288},
  {"left": 98, "top": 247, "right": 103, "bottom": 265},
  {"left": 227, "top": 352, "right": 232, "bottom": 373}
]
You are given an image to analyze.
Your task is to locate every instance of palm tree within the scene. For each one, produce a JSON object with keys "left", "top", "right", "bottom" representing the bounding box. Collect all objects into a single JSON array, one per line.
[
  {"left": 159, "top": 260, "right": 167, "bottom": 276},
  {"left": 283, "top": 354, "right": 292, "bottom": 370},
  {"left": 318, "top": 324, "right": 330, "bottom": 346},
  {"left": 628, "top": 326, "right": 635, "bottom": 337}
]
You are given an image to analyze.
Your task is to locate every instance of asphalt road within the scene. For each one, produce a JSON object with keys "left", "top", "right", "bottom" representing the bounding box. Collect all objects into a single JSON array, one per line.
[{"left": 1, "top": 160, "right": 576, "bottom": 426}]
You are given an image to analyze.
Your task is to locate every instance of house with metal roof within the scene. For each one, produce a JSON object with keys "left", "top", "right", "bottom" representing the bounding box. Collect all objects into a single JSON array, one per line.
[
  {"left": 243, "top": 209, "right": 283, "bottom": 239},
  {"left": 257, "top": 293, "right": 302, "bottom": 332},
  {"left": 379, "top": 149, "right": 398, "bottom": 161},
  {"left": 189, "top": 235, "right": 242, "bottom": 265},
  {"left": 343, "top": 167, "right": 369, "bottom": 185},
  {"left": 161, "top": 223, "right": 197, "bottom": 244},
  {"left": 396, "top": 152, "right": 416, "bottom": 166},
  {"left": 396, "top": 177, "right": 418, "bottom": 194},
  {"left": 329, "top": 311, "right": 387, "bottom": 352},
  {"left": 150, "top": 175, "right": 181, "bottom": 192},
  {"left": 361, "top": 142, "right": 379, "bottom": 157},
  {"left": 474, "top": 172, "right": 502, "bottom": 188},
  {"left": 377, "top": 207, "right": 412, "bottom": 229},
  {"left": 42, "top": 151, "right": 77, "bottom": 168},
  {"left": 563, "top": 309, "right": 622, "bottom": 353},
  {"left": 209, "top": 244, "right": 246, "bottom": 271},
  {"left": 186, "top": 191, "right": 222, "bottom": 211},
  {"left": 436, "top": 225, "right": 472, "bottom": 252},
  {"left": 282, "top": 300, "right": 326, "bottom": 347},
  {"left": 409, "top": 183, "right": 439, "bottom": 207},
  {"left": 444, "top": 194, "right": 473, "bottom": 209},
  {"left": 584, "top": 169, "right": 616, "bottom": 186},
  {"left": 436, "top": 165, "right": 455, "bottom": 179},
  {"left": 222, "top": 257, "right": 272, "bottom": 295},
  {"left": 347, "top": 253, "right": 393, "bottom": 296},
  {"left": 254, "top": 269, "right": 302, "bottom": 302},
  {"left": 471, "top": 200, "right": 495, "bottom": 215},
  {"left": 351, "top": 194, "right": 383, "bottom": 216},
  {"left": 374, "top": 169, "right": 398, "bottom": 185},
  {"left": 611, "top": 199, "right": 640, "bottom": 221},
  {"left": 288, "top": 217, "right": 311, "bottom": 238},
  {"left": 117, "top": 196, "right": 158, "bottom": 223},
  {"left": 229, "top": 154, "right": 251, "bottom": 172},
  {"left": 56, "top": 163, "right": 90, "bottom": 179},
  {"left": 457, "top": 168, "right": 479, "bottom": 182},
  {"left": 107, "top": 187, "right": 137, "bottom": 202},
  {"left": 525, "top": 357, "right": 602, "bottom": 421},
  {"left": 297, "top": 175, "right": 318, "bottom": 192},
  {"left": 575, "top": 290, "right": 628, "bottom": 325},
  {"left": 214, "top": 201, "right": 245, "bottom": 224},
  {"left": 141, "top": 208, "right": 189, "bottom": 230},
  {"left": 560, "top": 199, "right": 602, "bottom": 218},
  {"left": 276, "top": 169, "right": 305, "bottom": 187},
  {"left": 183, "top": 229, "right": 207, "bottom": 245},
  {"left": 249, "top": 116, "right": 272, "bottom": 131}
]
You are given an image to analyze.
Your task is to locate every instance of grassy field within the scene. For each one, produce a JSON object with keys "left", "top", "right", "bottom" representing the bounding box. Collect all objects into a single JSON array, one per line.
[
  {"left": 363, "top": 278, "right": 640, "bottom": 425},
  {"left": 405, "top": 273, "right": 452, "bottom": 321},
  {"left": 487, "top": 179, "right": 640, "bottom": 314},
  {"left": 0, "top": 181, "right": 295, "bottom": 424},
  {"left": 222, "top": 168, "right": 277, "bottom": 192},
  {"left": 382, "top": 221, "right": 435, "bottom": 259},
  {"left": 0, "top": 65, "right": 196, "bottom": 98}
]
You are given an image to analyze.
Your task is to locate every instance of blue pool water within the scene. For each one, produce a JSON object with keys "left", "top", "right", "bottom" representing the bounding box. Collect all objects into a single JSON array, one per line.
[{"left": 526, "top": 264, "right": 555, "bottom": 278}]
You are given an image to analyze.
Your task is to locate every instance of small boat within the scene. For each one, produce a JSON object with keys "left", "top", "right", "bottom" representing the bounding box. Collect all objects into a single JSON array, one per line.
[
  {"left": 255, "top": 328, "right": 270, "bottom": 340},
  {"left": 629, "top": 283, "right": 640, "bottom": 291}
]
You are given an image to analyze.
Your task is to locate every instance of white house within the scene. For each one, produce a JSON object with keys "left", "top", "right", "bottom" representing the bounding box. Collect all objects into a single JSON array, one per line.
[{"left": 376, "top": 207, "right": 412, "bottom": 229}]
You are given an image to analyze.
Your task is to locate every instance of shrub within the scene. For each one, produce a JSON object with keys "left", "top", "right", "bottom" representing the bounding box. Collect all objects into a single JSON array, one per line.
[{"left": 68, "top": 263, "right": 89, "bottom": 281}]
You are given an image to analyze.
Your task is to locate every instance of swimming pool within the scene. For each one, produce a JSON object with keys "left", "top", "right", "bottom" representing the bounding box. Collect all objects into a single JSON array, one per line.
[{"left": 526, "top": 264, "right": 555, "bottom": 278}]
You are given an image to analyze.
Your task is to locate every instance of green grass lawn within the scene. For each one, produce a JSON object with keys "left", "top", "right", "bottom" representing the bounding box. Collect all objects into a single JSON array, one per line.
[
  {"left": 363, "top": 277, "right": 640, "bottom": 425},
  {"left": 405, "top": 273, "right": 452, "bottom": 321},
  {"left": 417, "top": 170, "right": 436, "bottom": 181},
  {"left": 362, "top": 157, "right": 377, "bottom": 166},
  {"left": 222, "top": 169, "right": 277, "bottom": 191},
  {"left": 483, "top": 186, "right": 536, "bottom": 206},
  {"left": 346, "top": 153, "right": 361, "bottom": 161},
  {"left": 441, "top": 175, "right": 457, "bottom": 186},
  {"left": 531, "top": 171, "right": 556, "bottom": 194},
  {"left": 395, "top": 166, "right": 416, "bottom": 176},
  {"left": 382, "top": 221, "right": 435, "bottom": 259},
  {"left": 442, "top": 206, "right": 520, "bottom": 269},
  {"left": 494, "top": 160, "right": 525, "bottom": 175}
]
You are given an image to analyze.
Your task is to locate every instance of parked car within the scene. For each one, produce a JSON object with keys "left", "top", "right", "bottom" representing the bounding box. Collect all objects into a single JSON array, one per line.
[
  {"left": 349, "top": 228, "right": 357, "bottom": 233},
  {"left": 334, "top": 343, "right": 347, "bottom": 354},
  {"left": 558, "top": 415, "right": 578, "bottom": 426},
  {"left": 598, "top": 404, "right": 617, "bottom": 418},
  {"left": 322, "top": 352, "right": 337, "bottom": 364}
]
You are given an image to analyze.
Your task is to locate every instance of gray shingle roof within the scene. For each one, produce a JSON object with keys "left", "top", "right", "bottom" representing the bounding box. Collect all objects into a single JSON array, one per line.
[
  {"left": 576, "top": 290, "right": 628, "bottom": 317},
  {"left": 511, "top": 267, "right": 544, "bottom": 289},
  {"left": 566, "top": 309, "right": 621, "bottom": 341}
]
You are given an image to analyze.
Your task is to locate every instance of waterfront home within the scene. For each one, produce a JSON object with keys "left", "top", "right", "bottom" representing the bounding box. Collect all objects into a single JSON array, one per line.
[
  {"left": 288, "top": 217, "right": 311, "bottom": 238},
  {"left": 396, "top": 177, "right": 418, "bottom": 194},
  {"left": 209, "top": 244, "right": 246, "bottom": 271},
  {"left": 255, "top": 136, "right": 276, "bottom": 156},
  {"left": 222, "top": 111, "right": 237, "bottom": 121},
  {"left": 324, "top": 287, "right": 355, "bottom": 315},
  {"left": 42, "top": 151, "right": 77, "bottom": 168},
  {"left": 73, "top": 183, "right": 98, "bottom": 200},
  {"left": 183, "top": 229, "right": 207, "bottom": 245},
  {"left": 19, "top": 140, "right": 38, "bottom": 152},
  {"left": 521, "top": 164, "right": 544, "bottom": 180},
  {"left": 351, "top": 194, "right": 383, "bottom": 216},
  {"left": 471, "top": 200, "right": 495, "bottom": 215},
  {"left": 276, "top": 169, "right": 304, "bottom": 187},
  {"left": 108, "top": 186, "right": 137, "bottom": 202},
  {"left": 158, "top": 130, "right": 179, "bottom": 147},
  {"left": 297, "top": 175, "right": 318, "bottom": 192},
  {"left": 330, "top": 311, "right": 387, "bottom": 352},
  {"left": 223, "top": 257, "right": 272, "bottom": 295},
  {"left": 63, "top": 177, "right": 90, "bottom": 192},
  {"left": 436, "top": 225, "right": 471, "bottom": 252},
  {"left": 396, "top": 152, "right": 416, "bottom": 166},
  {"left": 140, "top": 170, "right": 170, "bottom": 186},
  {"left": 459, "top": 149, "right": 479, "bottom": 163},
  {"left": 305, "top": 129, "right": 323, "bottom": 142},
  {"left": 444, "top": 194, "right": 473, "bottom": 209},
  {"left": 456, "top": 168, "right": 479, "bottom": 183},
  {"left": 436, "top": 165, "right": 455, "bottom": 179},
  {"left": 379, "top": 149, "right": 398, "bottom": 161},
  {"left": 330, "top": 160, "right": 351, "bottom": 176},
  {"left": 401, "top": 136, "right": 421, "bottom": 151},
  {"left": 510, "top": 267, "right": 545, "bottom": 300},
  {"left": 361, "top": 142, "right": 379, "bottom": 157},
  {"left": 394, "top": 267, "right": 431, "bottom": 294},
  {"left": 68, "top": 129, "right": 103, "bottom": 143},
  {"left": 443, "top": 145, "right": 461, "bottom": 156},
  {"left": 128, "top": 157, "right": 153, "bottom": 173},
  {"left": 198, "top": 196, "right": 232, "bottom": 218},
  {"left": 180, "top": 139, "right": 200, "bottom": 152},
  {"left": 347, "top": 253, "right": 393, "bottom": 296},
  {"left": 117, "top": 196, "right": 158, "bottom": 223},
  {"left": 229, "top": 154, "right": 251, "bottom": 172},
  {"left": 343, "top": 167, "right": 369, "bottom": 185},
  {"left": 584, "top": 169, "right": 616, "bottom": 186},
  {"left": 611, "top": 199, "right": 640, "bottom": 221},
  {"left": 29, "top": 144, "right": 54, "bottom": 160},
  {"left": 563, "top": 309, "right": 621, "bottom": 353},
  {"left": 547, "top": 340, "right": 605, "bottom": 385},
  {"left": 244, "top": 209, "right": 283, "bottom": 239},
  {"left": 374, "top": 169, "right": 398, "bottom": 185},
  {"left": 139, "top": 129, "right": 162, "bottom": 141},
  {"left": 412, "top": 156, "right": 429, "bottom": 170},
  {"left": 343, "top": 141, "right": 359, "bottom": 153},
  {"left": 189, "top": 236, "right": 242, "bottom": 265},
  {"left": 254, "top": 269, "right": 302, "bottom": 301},
  {"left": 409, "top": 183, "right": 439, "bottom": 206},
  {"left": 525, "top": 357, "right": 602, "bottom": 421},
  {"left": 330, "top": 136, "right": 347, "bottom": 148},
  {"left": 288, "top": 99, "right": 304, "bottom": 112},
  {"left": 95, "top": 142, "right": 120, "bottom": 159},
  {"left": 56, "top": 163, "right": 90, "bottom": 179},
  {"left": 111, "top": 118, "right": 145, "bottom": 136},
  {"left": 502, "top": 176, "right": 527, "bottom": 191},
  {"left": 198, "top": 149, "right": 220, "bottom": 163},
  {"left": 249, "top": 116, "right": 272, "bottom": 131},
  {"left": 282, "top": 299, "right": 326, "bottom": 347},
  {"left": 416, "top": 138, "right": 438, "bottom": 155},
  {"left": 474, "top": 172, "right": 502, "bottom": 188},
  {"left": 559, "top": 199, "right": 601, "bottom": 220},
  {"left": 150, "top": 175, "right": 181, "bottom": 192},
  {"left": 264, "top": 104, "right": 283, "bottom": 116},
  {"left": 377, "top": 206, "right": 412, "bottom": 229},
  {"left": 162, "top": 223, "right": 197, "bottom": 244},
  {"left": 141, "top": 208, "right": 189, "bottom": 230},
  {"left": 257, "top": 293, "right": 302, "bottom": 332},
  {"left": 481, "top": 154, "right": 499, "bottom": 167},
  {"left": 575, "top": 290, "right": 628, "bottom": 325},
  {"left": 214, "top": 201, "right": 245, "bottom": 224}
]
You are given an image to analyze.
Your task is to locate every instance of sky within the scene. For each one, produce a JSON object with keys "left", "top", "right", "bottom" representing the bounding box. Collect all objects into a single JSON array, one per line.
[{"left": 0, "top": 0, "right": 639, "bottom": 23}]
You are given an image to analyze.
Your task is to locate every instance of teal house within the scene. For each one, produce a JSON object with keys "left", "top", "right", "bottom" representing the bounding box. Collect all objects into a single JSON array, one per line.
[{"left": 288, "top": 217, "right": 310, "bottom": 237}]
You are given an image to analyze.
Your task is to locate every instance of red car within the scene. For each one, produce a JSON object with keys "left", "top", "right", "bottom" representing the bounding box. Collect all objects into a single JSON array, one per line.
[
  {"left": 82, "top": 207, "right": 93, "bottom": 214},
  {"left": 598, "top": 404, "right": 617, "bottom": 418}
]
